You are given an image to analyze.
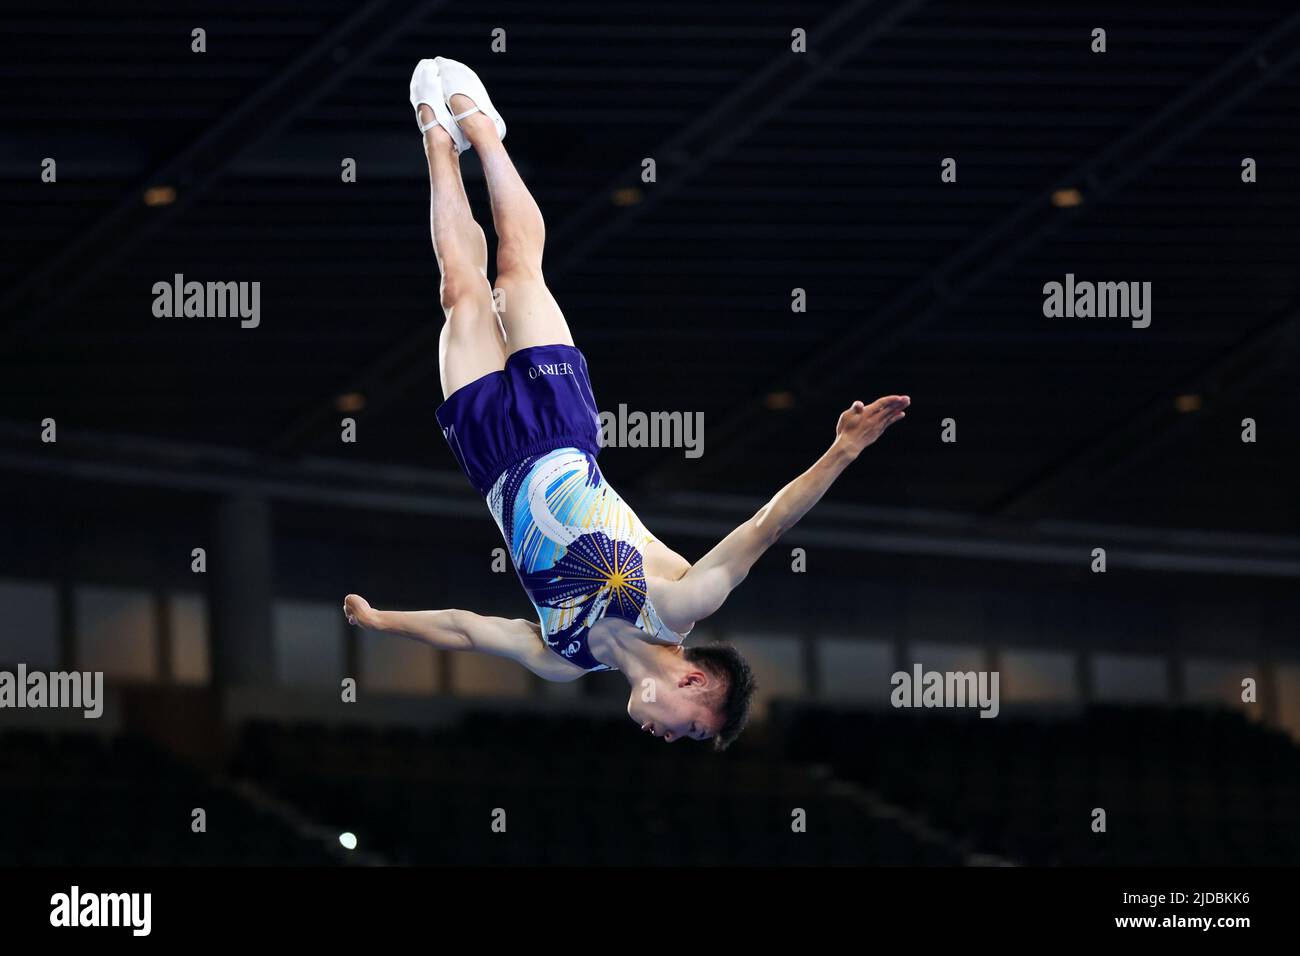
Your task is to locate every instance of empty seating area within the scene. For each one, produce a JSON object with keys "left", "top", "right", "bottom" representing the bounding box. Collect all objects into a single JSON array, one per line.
[
  {"left": 0, "top": 729, "right": 337, "bottom": 865},
  {"left": 232, "top": 714, "right": 961, "bottom": 865},
  {"left": 6, "top": 704, "right": 1296, "bottom": 865},
  {"left": 780, "top": 704, "right": 1300, "bottom": 865}
]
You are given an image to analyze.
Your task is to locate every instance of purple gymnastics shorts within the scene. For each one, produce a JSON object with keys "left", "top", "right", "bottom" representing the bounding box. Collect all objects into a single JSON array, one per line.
[{"left": 435, "top": 344, "right": 602, "bottom": 497}]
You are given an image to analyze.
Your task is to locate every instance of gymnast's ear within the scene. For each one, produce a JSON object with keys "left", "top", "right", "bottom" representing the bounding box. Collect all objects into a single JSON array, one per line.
[{"left": 680, "top": 668, "right": 708, "bottom": 687}]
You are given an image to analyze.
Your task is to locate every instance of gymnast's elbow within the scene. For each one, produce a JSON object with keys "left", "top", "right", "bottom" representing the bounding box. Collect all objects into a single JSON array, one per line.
[{"left": 750, "top": 509, "right": 785, "bottom": 549}]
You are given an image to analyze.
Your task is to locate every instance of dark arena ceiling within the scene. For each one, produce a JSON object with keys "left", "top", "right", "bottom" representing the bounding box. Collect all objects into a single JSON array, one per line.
[{"left": 2, "top": 0, "right": 1297, "bottom": 537}]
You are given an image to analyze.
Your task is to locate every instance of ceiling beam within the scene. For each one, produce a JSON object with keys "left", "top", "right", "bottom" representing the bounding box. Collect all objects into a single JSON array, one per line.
[{"left": 2, "top": 420, "right": 1298, "bottom": 578}]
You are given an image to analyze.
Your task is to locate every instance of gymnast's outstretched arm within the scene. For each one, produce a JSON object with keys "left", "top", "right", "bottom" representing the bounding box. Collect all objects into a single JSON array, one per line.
[
  {"left": 650, "top": 396, "right": 910, "bottom": 632},
  {"left": 342, "top": 595, "right": 585, "bottom": 681}
]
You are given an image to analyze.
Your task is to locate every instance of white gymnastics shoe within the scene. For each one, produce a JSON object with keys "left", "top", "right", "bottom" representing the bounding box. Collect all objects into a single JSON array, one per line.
[
  {"left": 434, "top": 56, "right": 507, "bottom": 147},
  {"left": 409, "top": 58, "right": 469, "bottom": 153}
]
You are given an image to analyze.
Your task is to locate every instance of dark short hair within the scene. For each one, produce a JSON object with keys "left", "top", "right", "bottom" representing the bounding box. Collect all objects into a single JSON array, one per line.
[{"left": 684, "top": 642, "right": 756, "bottom": 752}]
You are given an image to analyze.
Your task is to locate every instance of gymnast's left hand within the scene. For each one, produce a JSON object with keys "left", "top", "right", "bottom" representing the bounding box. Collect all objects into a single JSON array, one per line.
[{"left": 833, "top": 395, "right": 909, "bottom": 459}]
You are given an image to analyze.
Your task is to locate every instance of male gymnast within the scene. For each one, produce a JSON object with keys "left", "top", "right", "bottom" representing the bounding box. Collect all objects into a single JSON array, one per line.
[{"left": 343, "top": 58, "right": 909, "bottom": 750}]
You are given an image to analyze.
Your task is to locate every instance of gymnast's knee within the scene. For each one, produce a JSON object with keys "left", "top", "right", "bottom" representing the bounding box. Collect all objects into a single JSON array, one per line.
[
  {"left": 439, "top": 271, "right": 494, "bottom": 322},
  {"left": 495, "top": 235, "right": 544, "bottom": 282}
]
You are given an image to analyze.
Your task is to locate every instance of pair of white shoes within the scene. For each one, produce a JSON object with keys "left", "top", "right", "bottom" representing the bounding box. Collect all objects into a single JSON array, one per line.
[{"left": 410, "top": 56, "right": 506, "bottom": 154}]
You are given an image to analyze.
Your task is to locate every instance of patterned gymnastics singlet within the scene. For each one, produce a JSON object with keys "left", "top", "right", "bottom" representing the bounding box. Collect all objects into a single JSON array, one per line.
[{"left": 486, "top": 447, "right": 678, "bottom": 671}]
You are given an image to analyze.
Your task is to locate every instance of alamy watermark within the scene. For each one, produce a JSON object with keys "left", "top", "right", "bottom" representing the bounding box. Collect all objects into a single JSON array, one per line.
[
  {"left": 1042, "top": 273, "right": 1151, "bottom": 328},
  {"left": 598, "top": 404, "right": 704, "bottom": 459},
  {"left": 0, "top": 665, "right": 103, "bottom": 718},
  {"left": 891, "top": 663, "right": 1000, "bottom": 718},
  {"left": 50, "top": 886, "right": 151, "bottom": 936},
  {"left": 521, "top": 359, "right": 704, "bottom": 458},
  {"left": 152, "top": 273, "right": 260, "bottom": 328}
]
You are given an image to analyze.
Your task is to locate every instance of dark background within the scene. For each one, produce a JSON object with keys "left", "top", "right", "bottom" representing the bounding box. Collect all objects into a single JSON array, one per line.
[{"left": 0, "top": 0, "right": 1297, "bottom": 866}]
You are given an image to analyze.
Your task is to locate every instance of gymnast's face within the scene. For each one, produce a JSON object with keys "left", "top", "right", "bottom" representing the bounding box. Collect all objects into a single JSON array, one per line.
[{"left": 626, "top": 676, "right": 720, "bottom": 744}]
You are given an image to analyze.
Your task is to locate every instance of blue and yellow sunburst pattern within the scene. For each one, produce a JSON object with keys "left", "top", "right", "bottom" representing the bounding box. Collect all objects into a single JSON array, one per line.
[{"left": 486, "top": 447, "right": 672, "bottom": 671}]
